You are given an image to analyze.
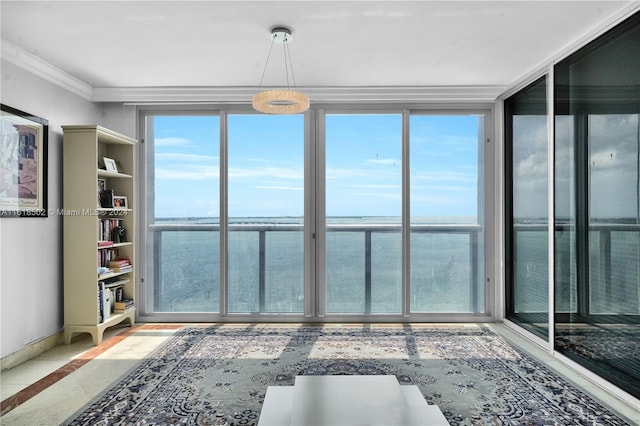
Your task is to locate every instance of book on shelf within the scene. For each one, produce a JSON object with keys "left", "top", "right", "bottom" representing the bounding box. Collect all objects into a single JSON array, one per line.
[
  {"left": 98, "top": 240, "right": 114, "bottom": 247},
  {"left": 98, "top": 218, "right": 127, "bottom": 243},
  {"left": 98, "top": 249, "right": 130, "bottom": 270},
  {"left": 115, "top": 286, "right": 124, "bottom": 302},
  {"left": 102, "top": 286, "right": 112, "bottom": 320},
  {"left": 98, "top": 282, "right": 104, "bottom": 324},
  {"left": 98, "top": 281, "right": 114, "bottom": 323},
  {"left": 113, "top": 299, "right": 134, "bottom": 313},
  {"left": 108, "top": 257, "right": 132, "bottom": 272},
  {"left": 110, "top": 265, "right": 132, "bottom": 273},
  {"left": 103, "top": 277, "right": 129, "bottom": 288}
]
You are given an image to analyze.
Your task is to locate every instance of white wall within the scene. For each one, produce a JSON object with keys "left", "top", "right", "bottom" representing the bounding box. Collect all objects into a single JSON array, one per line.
[{"left": 0, "top": 60, "right": 105, "bottom": 358}]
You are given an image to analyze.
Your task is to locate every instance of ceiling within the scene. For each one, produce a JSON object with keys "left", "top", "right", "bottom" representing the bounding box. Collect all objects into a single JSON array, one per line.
[{"left": 1, "top": 1, "right": 637, "bottom": 100}]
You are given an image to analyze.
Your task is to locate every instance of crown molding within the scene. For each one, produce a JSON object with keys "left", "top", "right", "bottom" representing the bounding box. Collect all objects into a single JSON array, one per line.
[
  {"left": 1, "top": 38, "right": 93, "bottom": 101},
  {"left": 2, "top": 38, "right": 504, "bottom": 104},
  {"left": 93, "top": 85, "right": 505, "bottom": 104},
  {"left": 502, "top": 1, "right": 640, "bottom": 99}
]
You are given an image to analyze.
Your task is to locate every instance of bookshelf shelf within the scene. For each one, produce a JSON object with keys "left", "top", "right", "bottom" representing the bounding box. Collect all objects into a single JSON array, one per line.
[
  {"left": 63, "top": 125, "right": 137, "bottom": 345},
  {"left": 98, "top": 270, "right": 132, "bottom": 280},
  {"left": 98, "top": 242, "right": 133, "bottom": 249},
  {"left": 98, "top": 169, "right": 133, "bottom": 179},
  {"left": 96, "top": 208, "right": 133, "bottom": 214}
]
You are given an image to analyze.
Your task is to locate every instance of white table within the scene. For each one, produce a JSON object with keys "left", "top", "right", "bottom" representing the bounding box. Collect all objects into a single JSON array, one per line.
[{"left": 258, "top": 375, "right": 449, "bottom": 426}]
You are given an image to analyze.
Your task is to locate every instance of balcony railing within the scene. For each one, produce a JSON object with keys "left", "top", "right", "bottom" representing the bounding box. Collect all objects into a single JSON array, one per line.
[
  {"left": 512, "top": 222, "right": 640, "bottom": 315},
  {"left": 149, "top": 222, "right": 483, "bottom": 314}
]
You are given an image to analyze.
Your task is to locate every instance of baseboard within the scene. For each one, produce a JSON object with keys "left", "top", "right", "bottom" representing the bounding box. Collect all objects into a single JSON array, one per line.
[{"left": 1, "top": 332, "right": 64, "bottom": 372}]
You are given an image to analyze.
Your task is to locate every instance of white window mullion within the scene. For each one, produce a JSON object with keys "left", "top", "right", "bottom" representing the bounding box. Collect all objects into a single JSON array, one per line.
[
  {"left": 547, "top": 65, "right": 555, "bottom": 354},
  {"left": 316, "top": 109, "right": 327, "bottom": 318},
  {"left": 219, "top": 111, "right": 228, "bottom": 316},
  {"left": 402, "top": 109, "right": 411, "bottom": 318}
]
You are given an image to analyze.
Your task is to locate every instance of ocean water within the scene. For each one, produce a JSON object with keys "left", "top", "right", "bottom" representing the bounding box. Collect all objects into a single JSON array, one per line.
[
  {"left": 153, "top": 216, "right": 484, "bottom": 314},
  {"left": 153, "top": 217, "right": 640, "bottom": 316}
]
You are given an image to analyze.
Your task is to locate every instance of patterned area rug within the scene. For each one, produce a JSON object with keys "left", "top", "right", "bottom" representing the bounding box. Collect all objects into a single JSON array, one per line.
[{"left": 67, "top": 325, "right": 630, "bottom": 425}]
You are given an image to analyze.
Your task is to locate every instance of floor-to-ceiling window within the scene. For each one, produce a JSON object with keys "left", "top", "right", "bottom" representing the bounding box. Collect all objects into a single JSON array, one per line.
[
  {"left": 141, "top": 107, "right": 490, "bottom": 321},
  {"left": 505, "top": 77, "right": 550, "bottom": 338}
]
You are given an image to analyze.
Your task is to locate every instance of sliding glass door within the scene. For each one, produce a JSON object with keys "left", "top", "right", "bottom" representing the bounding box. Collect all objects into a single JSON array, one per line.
[
  {"left": 503, "top": 12, "right": 639, "bottom": 400},
  {"left": 505, "top": 77, "right": 549, "bottom": 338}
]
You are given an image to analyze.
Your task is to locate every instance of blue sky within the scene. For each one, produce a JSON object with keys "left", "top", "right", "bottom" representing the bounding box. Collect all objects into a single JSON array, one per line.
[{"left": 153, "top": 113, "right": 480, "bottom": 220}]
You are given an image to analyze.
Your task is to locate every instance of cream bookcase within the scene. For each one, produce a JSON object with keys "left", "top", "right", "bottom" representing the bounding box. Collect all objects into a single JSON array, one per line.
[{"left": 62, "top": 125, "right": 136, "bottom": 345}]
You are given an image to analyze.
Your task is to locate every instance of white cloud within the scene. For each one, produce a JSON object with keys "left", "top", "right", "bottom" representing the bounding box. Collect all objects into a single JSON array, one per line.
[
  {"left": 156, "top": 153, "right": 218, "bottom": 162},
  {"left": 255, "top": 186, "right": 303, "bottom": 191},
  {"left": 347, "top": 183, "right": 401, "bottom": 190},
  {"left": 154, "top": 137, "right": 191, "bottom": 147},
  {"left": 411, "top": 184, "right": 473, "bottom": 193},
  {"left": 156, "top": 165, "right": 219, "bottom": 180},
  {"left": 326, "top": 167, "right": 401, "bottom": 180},
  {"left": 351, "top": 191, "right": 401, "bottom": 201},
  {"left": 229, "top": 167, "right": 303, "bottom": 180},
  {"left": 411, "top": 170, "right": 476, "bottom": 183},
  {"left": 366, "top": 158, "right": 399, "bottom": 165}
]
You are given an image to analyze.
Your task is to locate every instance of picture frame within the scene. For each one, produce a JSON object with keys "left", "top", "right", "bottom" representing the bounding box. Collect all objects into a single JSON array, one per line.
[
  {"left": 113, "top": 195, "right": 128, "bottom": 209},
  {"left": 97, "top": 178, "right": 106, "bottom": 207},
  {"left": 0, "top": 104, "right": 48, "bottom": 217},
  {"left": 103, "top": 157, "right": 118, "bottom": 173},
  {"left": 99, "top": 189, "right": 113, "bottom": 208}
]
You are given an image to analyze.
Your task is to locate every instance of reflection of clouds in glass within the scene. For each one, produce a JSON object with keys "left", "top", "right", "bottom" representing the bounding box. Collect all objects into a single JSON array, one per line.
[
  {"left": 513, "top": 116, "right": 548, "bottom": 219},
  {"left": 589, "top": 114, "right": 639, "bottom": 219},
  {"left": 554, "top": 116, "right": 575, "bottom": 219}
]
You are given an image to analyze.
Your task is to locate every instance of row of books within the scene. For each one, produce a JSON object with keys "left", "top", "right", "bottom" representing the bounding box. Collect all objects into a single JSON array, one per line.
[
  {"left": 98, "top": 281, "right": 134, "bottom": 323},
  {"left": 99, "top": 218, "right": 127, "bottom": 244},
  {"left": 98, "top": 248, "right": 117, "bottom": 269},
  {"left": 98, "top": 282, "right": 112, "bottom": 323},
  {"left": 114, "top": 299, "right": 134, "bottom": 313}
]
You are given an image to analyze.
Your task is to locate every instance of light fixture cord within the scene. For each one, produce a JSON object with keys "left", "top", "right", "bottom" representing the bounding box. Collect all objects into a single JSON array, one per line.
[
  {"left": 284, "top": 39, "right": 298, "bottom": 90},
  {"left": 256, "top": 36, "right": 276, "bottom": 91}
]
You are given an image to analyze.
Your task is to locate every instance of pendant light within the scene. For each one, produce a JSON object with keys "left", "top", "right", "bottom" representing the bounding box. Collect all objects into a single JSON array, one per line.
[{"left": 252, "top": 27, "right": 309, "bottom": 114}]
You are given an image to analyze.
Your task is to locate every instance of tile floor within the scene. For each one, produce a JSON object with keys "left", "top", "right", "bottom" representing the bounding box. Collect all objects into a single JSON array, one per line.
[
  {"left": 0, "top": 323, "right": 638, "bottom": 425},
  {"left": 1, "top": 324, "right": 182, "bottom": 425}
]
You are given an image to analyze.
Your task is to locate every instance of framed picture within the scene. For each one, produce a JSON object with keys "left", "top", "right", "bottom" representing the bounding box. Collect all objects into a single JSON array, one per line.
[
  {"left": 99, "top": 189, "right": 113, "bottom": 208},
  {"left": 113, "top": 195, "right": 128, "bottom": 209},
  {"left": 0, "top": 104, "right": 48, "bottom": 217},
  {"left": 97, "top": 178, "right": 106, "bottom": 207},
  {"left": 103, "top": 157, "right": 118, "bottom": 173}
]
